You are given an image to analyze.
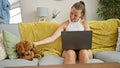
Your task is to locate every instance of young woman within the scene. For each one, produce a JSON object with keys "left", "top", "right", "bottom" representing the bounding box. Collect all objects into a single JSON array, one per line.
[{"left": 34, "top": 1, "right": 93, "bottom": 64}]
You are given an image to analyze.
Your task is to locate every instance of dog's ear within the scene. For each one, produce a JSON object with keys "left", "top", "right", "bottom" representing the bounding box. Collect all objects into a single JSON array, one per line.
[
  {"left": 16, "top": 43, "right": 19, "bottom": 52},
  {"left": 16, "top": 40, "right": 25, "bottom": 58},
  {"left": 20, "top": 41, "right": 25, "bottom": 53}
]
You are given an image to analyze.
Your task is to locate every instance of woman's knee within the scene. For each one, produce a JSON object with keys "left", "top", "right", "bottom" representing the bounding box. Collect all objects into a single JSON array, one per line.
[
  {"left": 79, "top": 49, "right": 89, "bottom": 56},
  {"left": 63, "top": 49, "right": 76, "bottom": 58},
  {"left": 79, "top": 49, "right": 93, "bottom": 59}
]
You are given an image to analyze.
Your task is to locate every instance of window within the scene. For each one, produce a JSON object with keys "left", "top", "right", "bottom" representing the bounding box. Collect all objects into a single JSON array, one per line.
[{"left": 10, "top": 8, "right": 22, "bottom": 24}]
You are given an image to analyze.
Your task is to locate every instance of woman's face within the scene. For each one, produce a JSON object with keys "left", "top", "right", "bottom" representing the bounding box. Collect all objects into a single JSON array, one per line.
[{"left": 70, "top": 7, "right": 82, "bottom": 22}]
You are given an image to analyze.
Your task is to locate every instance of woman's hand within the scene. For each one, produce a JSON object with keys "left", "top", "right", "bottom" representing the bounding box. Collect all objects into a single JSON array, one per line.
[{"left": 33, "top": 42, "right": 38, "bottom": 47}]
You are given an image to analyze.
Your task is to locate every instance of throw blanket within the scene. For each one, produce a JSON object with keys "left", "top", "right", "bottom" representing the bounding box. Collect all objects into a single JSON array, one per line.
[
  {"left": 19, "top": 22, "right": 62, "bottom": 59},
  {"left": 19, "top": 19, "right": 120, "bottom": 55},
  {"left": 0, "top": 0, "right": 10, "bottom": 23}
]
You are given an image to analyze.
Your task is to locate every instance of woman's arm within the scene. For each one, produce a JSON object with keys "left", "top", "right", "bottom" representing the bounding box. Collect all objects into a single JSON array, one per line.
[{"left": 34, "top": 21, "right": 68, "bottom": 46}]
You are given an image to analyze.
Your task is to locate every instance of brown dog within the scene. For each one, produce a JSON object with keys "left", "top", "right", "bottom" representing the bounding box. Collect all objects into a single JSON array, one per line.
[{"left": 16, "top": 40, "right": 41, "bottom": 60}]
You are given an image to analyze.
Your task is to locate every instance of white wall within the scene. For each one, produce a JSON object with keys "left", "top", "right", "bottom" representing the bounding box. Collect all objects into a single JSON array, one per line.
[{"left": 20, "top": 0, "right": 100, "bottom": 22}]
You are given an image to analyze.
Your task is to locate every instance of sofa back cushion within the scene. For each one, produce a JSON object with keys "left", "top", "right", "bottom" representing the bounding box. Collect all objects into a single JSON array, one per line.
[
  {"left": 89, "top": 19, "right": 120, "bottom": 54},
  {"left": 0, "top": 24, "right": 21, "bottom": 59},
  {"left": 19, "top": 22, "right": 62, "bottom": 58},
  {"left": 1, "top": 24, "right": 21, "bottom": 39},
  {"left": 0, "top": 25, "right": 2, "bottom": 33}
]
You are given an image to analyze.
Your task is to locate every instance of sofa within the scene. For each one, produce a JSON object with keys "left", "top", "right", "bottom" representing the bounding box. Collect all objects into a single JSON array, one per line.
[{"left": 0, "top": 19, "right": 120, "bottom": 67}]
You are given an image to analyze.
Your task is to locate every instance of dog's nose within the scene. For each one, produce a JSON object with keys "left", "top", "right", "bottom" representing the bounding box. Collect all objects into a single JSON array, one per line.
[
  {"left": 29, "top": 58, "right": 33, "bottom": 61},
  {"left": 25, "top": 51, "right": 29, "bottom": 56}
]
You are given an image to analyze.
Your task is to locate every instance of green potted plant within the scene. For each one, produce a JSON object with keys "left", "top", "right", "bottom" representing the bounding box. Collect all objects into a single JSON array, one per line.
[
  {"left": 97, "top": 0, "right": 120, "bottom": 20},
  {"left": 51, "top": 9, "right": 60, "bottom": 22}
]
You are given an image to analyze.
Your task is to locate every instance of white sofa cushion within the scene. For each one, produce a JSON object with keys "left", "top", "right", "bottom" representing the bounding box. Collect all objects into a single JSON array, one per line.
[
  {"left": 94, "top": 51, "right": 120, "bottom": 63},
  {"left": 89, "top": 59, "right": 104, "bottom": 63},
  {"left": 39, "top": 55, "right": 64, "bottom": 65},
  {"left": 39, "top": 55, "right": 104, "bottom": 65},
  {"left": 0, "top": 58, "right": 38, "bottom": 67}
]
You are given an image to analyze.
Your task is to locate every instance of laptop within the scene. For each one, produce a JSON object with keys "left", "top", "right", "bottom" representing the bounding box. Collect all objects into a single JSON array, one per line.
[{"left": 61, "top": 31, "right": 92, "bottom": 50}]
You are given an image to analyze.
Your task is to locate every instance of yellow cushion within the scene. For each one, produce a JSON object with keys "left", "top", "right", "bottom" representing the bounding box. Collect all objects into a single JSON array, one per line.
[
  {"left": 19, "top": 22, "right": 62, "bottom": 58},
  {"left": 89, "top": 19, "right": 120, "bottom": 54}
]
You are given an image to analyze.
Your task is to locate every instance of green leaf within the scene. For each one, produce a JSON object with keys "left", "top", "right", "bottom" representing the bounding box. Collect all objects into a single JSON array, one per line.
[{"left": 96, "top": 0, "right": 120, "bottom": 20}]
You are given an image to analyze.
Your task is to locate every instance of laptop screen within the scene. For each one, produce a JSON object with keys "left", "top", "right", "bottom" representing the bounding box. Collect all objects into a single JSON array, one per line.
[{"left": 61, "top": 31, "right": 92, "bottom": 50}]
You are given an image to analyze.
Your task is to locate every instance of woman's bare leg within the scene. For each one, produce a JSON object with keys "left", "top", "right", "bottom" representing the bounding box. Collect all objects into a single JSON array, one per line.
[
  {"left": 62, "top": 49, "right": 76, "bottom": 64},
  {"left": 88, "top": 49, "right": 93, "bottom": 59},
  {"left": 78, "top": 49, "right": 93, "bottom": 63}
]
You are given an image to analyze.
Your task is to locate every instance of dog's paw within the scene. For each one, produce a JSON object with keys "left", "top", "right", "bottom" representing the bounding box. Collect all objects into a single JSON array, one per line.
[{"left": 34, "top": 54, "right": 42, "bottom": 59}]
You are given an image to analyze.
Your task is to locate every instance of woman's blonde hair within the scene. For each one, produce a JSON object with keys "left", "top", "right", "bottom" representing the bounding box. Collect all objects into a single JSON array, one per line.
[{"left": 72, "top": 1, "right": 86, "bottom": 19}]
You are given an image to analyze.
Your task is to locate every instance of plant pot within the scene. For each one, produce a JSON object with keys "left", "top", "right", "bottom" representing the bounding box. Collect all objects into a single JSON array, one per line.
[{"left": 51, "top": 19, "right": 57, "bottom": 23}]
